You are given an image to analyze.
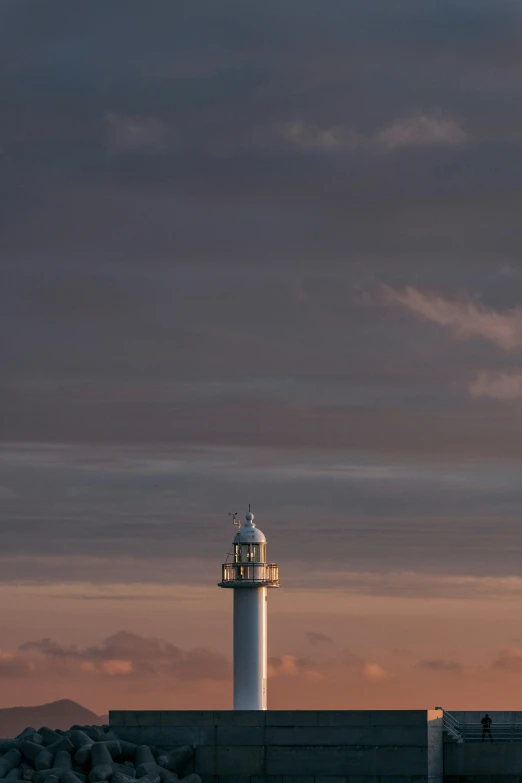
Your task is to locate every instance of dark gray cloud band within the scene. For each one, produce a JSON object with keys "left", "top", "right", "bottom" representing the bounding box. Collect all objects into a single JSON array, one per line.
[{"left": 2, "top": 1, "right": 522, "bottom": 591}]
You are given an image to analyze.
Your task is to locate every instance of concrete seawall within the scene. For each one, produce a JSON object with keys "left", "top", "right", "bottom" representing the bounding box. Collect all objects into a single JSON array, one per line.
[
  {"left": 445, "top": 742, "right": 522, "bottom": 781},
  {"left": 109, "top": 710, "right": 443, "bottom": 783}
]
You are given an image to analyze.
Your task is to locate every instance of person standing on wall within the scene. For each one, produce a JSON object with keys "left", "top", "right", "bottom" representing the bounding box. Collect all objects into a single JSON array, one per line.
[{"left": 481, "top": 713, "right": 493, "bottom": 743}]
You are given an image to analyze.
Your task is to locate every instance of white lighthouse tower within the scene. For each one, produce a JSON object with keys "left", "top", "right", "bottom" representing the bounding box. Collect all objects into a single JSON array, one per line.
[{"left": 218, "top": 507, "right": 281, "bottom": 710}]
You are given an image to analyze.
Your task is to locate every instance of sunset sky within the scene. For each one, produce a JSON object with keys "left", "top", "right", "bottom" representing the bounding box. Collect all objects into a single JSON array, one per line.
[{"left": 3, "top": 0, "right": 522, "bottom": 715}]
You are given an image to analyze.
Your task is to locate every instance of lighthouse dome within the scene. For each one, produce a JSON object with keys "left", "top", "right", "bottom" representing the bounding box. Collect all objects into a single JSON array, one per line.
[
  {"left": 233, "top": 511, "right": 267, "bottom": 544},
  {"left": 234, "top": 526, "right": 267, "bottom": 544}
]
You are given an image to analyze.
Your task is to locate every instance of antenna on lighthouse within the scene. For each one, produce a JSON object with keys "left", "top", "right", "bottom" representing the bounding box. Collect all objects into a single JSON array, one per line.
[{"left": 228, "top": 511, "right": 240, "bottom": 527}]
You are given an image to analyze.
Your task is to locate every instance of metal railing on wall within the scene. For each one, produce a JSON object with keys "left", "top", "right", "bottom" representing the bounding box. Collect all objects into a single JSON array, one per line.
[
  {"left": 460, "top": 723, "right": 522, "bottom": 743},
  {"left": 441, "top": 710, "right": 463, "bottom": 743},
  {"left": 440, "top": 709, "right": 522, "bottom": 743}
]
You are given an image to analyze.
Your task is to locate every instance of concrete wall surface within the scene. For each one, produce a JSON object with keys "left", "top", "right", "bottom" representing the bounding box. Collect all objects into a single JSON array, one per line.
[
  {"left": 427, "top": 710, "right": 443, "bottom": 783},
  {"left": 445, "top": 742, "right": 522, "bottom": 775},
  {"left": 445, "top": 778, "right": 522, "bottom": 783},
  {"left": 109, "top": 710, "right": 431, "bottom": 783}
]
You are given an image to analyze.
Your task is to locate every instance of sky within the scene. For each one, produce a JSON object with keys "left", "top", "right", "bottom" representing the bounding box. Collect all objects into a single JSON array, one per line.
[{"left": 2, "top": 0, "right": 522, "bottom": 714}]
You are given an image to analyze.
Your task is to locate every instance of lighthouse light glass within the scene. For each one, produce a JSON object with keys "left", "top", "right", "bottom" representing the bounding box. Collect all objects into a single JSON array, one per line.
[{"left": 235, "top": 543, "right": 266, "bottom": 563}]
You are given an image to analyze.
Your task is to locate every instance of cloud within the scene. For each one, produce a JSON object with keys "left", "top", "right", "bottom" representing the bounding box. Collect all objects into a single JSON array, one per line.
[
  {"left": 419, "top": 658, "right": 463, "bottom": 673},
  {"left": 362, "top": 662, "right": 390, "bottom": 682},
  {"left": 470, "top": 371, "right": 522, "bottom": 400},
  {"left": 268, "top": 654, "right": 323, "bottom": 681},
  {"left": 375, "top": 114, "right": 466, "bottom": 150},
  {"left": 104, "top": 113, "right": 173, "bottom": 153},
  {"left": 19, "top": 637, "right": 75, "bottom": 658},
  {"left": 278, "top": 115, "right": 466, "bottom": 154},
  {"left": 0, "top": 651, "right": 36, "bottom": 678},
  {"left": 278, "top": 121, "right": 358, "bottom": 151},
  {"left": 100, "top": 659, "right": 134, "bottom": 676},
  {"left": 268, "top": 645, "right": 390, "bottom": 686},
  {"left": 492, "top": 647, "right": 522, "bottom": 673},
  {"left": 9, "top": 628, "right": 393, "bottom": 697},
  {"left": 384, "top": 286, "right": 522, "bottom": 349},
  {"left": 306, "top": 631, "right": 334, "bottom": 646},
  {"left": 19, "top": 631, "right": 231, "bottom": 680},
  {"left": 299, "top": 570, "right": 522, "bottom": 601}
]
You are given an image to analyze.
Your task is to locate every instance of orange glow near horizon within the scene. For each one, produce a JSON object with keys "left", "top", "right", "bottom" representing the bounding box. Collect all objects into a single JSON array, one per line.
[{"left": 1, "top": 579, "right": 522, "bottom": 714}]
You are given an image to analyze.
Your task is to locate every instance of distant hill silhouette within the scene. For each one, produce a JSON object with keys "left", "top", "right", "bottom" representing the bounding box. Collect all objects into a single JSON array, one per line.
[{"left": 0, "top": 699, "right": 105, "bottom": 737}]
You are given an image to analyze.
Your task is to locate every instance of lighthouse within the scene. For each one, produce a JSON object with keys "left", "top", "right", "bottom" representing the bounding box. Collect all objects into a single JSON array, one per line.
[{"left": 218, "top": 508, "right": 281, "bottom": 710}]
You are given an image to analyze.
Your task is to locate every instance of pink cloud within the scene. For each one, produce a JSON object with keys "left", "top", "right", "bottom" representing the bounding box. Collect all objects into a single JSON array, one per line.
[
  {"left": 375, "top": 114, "right": 466, "bottom": 149},
  {"left": 16, "top": 631, "right": 230, "bottom": 680},
  {"left": 362, "top": 662, "right": 391, "bottom": 682},
  {"left": 268, "top": 653, "right": 323, "bottom": 680},
  {"left": 384, "top": 286, "right": 522, "bottom": 349},
  {"left": 470, "top": 371, "right": 522, "bottom": 400}
]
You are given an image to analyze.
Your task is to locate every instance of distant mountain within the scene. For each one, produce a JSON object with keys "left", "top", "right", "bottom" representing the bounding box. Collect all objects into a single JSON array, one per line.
[{"left": 0, "top": 699, "right": 105, "bottom": 737}]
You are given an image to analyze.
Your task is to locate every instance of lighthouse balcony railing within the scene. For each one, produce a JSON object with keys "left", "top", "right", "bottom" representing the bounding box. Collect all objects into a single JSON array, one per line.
[{"left": 219, "top": 562, "right": 280, "bottom": 586}]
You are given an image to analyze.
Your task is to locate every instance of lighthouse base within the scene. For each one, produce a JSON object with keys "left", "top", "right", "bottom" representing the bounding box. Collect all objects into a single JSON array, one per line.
[{"left": 233, "top": 586, "right": 267, "bottom": 710}]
